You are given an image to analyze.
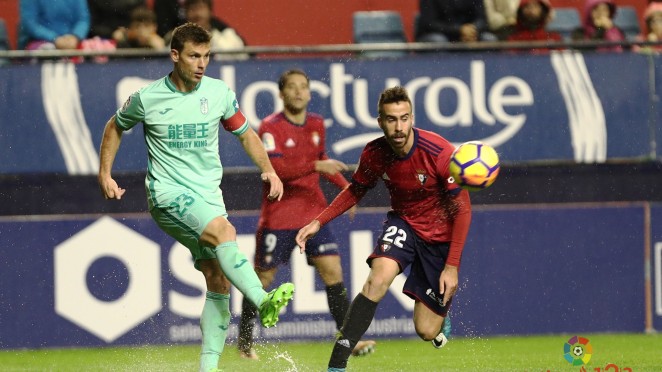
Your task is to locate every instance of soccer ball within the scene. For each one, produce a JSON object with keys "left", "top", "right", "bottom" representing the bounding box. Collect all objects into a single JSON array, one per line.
[
  {"left": 448, "top": 141, "right": 500, "bottom": 191},
  {"left": 573, "top": 346, "right": 584, "bottom": 357}
]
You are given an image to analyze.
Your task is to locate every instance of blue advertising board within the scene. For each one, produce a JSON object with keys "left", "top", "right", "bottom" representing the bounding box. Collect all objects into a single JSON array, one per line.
[
  {"left": 0, "top": 203, "right": 649, "bottom": 349},
  {"left": 0, "top": 51, "right": 658, "bottom": 175}
]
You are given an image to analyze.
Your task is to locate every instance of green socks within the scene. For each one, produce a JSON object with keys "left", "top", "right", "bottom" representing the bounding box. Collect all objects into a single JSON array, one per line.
[
  {"left": 199, "top": 291, "right": 230, "bottom": 372},
  {"left": 213, "top": 241, "right": 266, "bottom": 307}
]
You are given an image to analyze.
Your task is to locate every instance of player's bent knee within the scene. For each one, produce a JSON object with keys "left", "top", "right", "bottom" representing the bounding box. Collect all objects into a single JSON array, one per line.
[
  {"left": 201, "top": 217, "right": 237, "bottom": 246},
  {"left": 414, "top": 325, "right": 439, "bottom": 341},
  {"left": 413, "top": 317, "right": 442, "bottom": 341}
]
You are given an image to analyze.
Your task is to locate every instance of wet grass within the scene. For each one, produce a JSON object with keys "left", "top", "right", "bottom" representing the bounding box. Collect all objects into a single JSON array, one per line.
[{"left": 0, "top": 333, "right": 660, "bottom": 371}]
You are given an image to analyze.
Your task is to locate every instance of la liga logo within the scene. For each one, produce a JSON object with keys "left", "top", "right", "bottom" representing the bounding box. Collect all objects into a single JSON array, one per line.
[{"left": 564, "top": 335, "right": 592, "bottom": 366}]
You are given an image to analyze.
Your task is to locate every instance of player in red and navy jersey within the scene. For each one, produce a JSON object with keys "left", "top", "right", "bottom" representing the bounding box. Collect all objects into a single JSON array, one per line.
[
  {"left": 237, "top": 69, "right": 375, "bottom": 360},
  {"left": 296, "top": 86, "right": 472, "bottom": 372}
]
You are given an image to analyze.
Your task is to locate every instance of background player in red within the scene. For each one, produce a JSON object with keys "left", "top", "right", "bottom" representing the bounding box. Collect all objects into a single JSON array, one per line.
[
  {"left": 237, "top": 69, "right": 376, "bottom": 360},
  {"left": 296, "top": 86, "right": 472, "bottom": 372}
]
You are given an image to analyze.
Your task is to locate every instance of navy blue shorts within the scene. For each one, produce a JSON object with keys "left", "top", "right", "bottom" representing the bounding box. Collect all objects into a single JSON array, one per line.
[
  {"left": 254, "top": 225, "right": 339, "bottom": 270},
  {"left": 368, "top": 212, "right": 452, "bottom": 316}
]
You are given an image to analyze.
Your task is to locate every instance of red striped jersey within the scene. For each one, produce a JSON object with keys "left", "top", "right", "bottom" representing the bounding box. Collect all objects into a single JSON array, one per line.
[{"left": 353, "top": 128, "right": 470, "bottom": 245}]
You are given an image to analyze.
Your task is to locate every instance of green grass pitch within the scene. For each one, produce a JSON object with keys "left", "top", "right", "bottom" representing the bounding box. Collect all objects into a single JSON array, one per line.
[{"left": 1, "top": 333, "right": 660, "bottom": 371}]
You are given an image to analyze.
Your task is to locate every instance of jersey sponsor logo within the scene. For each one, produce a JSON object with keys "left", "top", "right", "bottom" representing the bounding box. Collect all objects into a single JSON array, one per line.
[
  {"left": 166, "top": 123, "right": 210, "bottom": 149},
  {"left": 318, "top": 243, "right": 338, "bottom": 253},
  {"left": 262, "top": 132, "right": 276, "bottom": 152},
  {"left": 232, "top": 98, "right": 239, "bottom": 113},
  {"left": 425, "top": 288, "right": 444, "bottom": 307},
  {"left": 159, "top": 108, "right": 173, "bottom": 115},
  {"left": 200, "top": 98, "right": 209, "bottom": 115},
  {"left": 380, "top": 242, "right": 392, "bottom": 252},
  {"left": 285, "top": 138, "right": 295, "bottom": 148},
  {"left": 312, "top": 131, "right": 320, "bottom": 146}
]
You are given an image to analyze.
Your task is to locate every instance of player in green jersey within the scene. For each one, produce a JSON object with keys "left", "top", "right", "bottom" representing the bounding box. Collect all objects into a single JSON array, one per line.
[{"left": 98, "top": 22, "right": 294, "bottom": 372}]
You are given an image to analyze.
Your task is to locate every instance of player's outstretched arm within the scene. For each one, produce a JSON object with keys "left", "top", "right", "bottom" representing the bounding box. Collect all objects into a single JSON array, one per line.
[
  {"left": 238, "top": 127, "right": 283, "bottom": 201},
  {"left": 98, "top": 115, "right": 126, "bottom": 200},
  {"left": 295, "top": 220, "right": 321, "bottom": 253}
]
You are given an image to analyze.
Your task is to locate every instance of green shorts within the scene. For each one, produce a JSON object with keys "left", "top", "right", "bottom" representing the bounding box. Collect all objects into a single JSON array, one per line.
[{"left": 150, "top": 188, "right": 227, "bottom": 270}]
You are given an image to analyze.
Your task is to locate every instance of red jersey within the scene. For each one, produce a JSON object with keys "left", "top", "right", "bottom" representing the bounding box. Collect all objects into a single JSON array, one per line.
[
  {"left": 353, "top": 128, "right": 468, "bottom": 243},
  {"left": 258, "top": 112, "right": 349, "bottom": 229},
  {"left": 316, "top": 128, "right": 472, "bottom": 266}
]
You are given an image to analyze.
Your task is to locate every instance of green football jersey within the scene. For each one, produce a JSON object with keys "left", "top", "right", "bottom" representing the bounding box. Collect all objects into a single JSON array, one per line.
[{"left": 115, "top": 75, "right": 249, "bottom": 210}]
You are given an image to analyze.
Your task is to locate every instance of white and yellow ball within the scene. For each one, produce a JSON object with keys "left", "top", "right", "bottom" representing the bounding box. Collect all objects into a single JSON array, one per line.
[{"left": 449, "top": 141, "right": 500, "bottom": 191}]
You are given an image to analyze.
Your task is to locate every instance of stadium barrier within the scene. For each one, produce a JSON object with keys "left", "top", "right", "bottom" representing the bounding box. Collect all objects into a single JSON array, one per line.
[
  {"left": 0, "top": 46, "right": 661, "bottom": 175},
  {"left": 0, "top": 203, "right": 660, "bottom": 349}
]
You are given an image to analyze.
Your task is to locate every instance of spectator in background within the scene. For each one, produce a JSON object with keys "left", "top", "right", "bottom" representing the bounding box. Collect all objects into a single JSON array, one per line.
[
  {"left": 484, "top": 0, "right": 520, "bottom": 40},
  {"left": 154, "top": 0, "right": 186, "bottom": 37},
  {"left": 87, "top": 0, "right": 146, "bottom": 40},
  {"left": 635, "top": 2, "right": 662, "bottom": 53},
  {"left": 19, "top": 0, "right": 90, "bottom": 50},
  {"left": 164, "top": 0, "right": 248, "bottom": 60},
  {"left": 571, "top": 0, "right": 625, "bottom": 51},
  {"left": 416, "top": 0, "right": 497, "bottom": 43},
  {"left": 114, "top": 7, "right": 166, "bottom": 49},
  {"left": 507, "top": 0, "right": 562, "bottom": 49}
]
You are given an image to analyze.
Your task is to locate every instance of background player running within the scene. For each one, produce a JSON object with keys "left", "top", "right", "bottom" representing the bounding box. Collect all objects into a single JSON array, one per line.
[
  {"left": 98, "top": 22, "right": 294, "bottom": 372},
  {"left": 237, "top": 69, "right": 375, "bottom": 360},
  {"left": 296, "top": 86, "right": 472, "bottom": 372}
]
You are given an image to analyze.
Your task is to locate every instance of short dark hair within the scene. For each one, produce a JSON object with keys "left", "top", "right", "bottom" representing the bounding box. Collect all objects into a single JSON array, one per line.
[
  {"left": 170, "top": 22, "right": 212, "bottom": 52},
  {"left": 278, "top": 69, "right": 310, "bottom": 91},
  {"left": 378, "top": 86, "right": 412, "bottom": 117}
]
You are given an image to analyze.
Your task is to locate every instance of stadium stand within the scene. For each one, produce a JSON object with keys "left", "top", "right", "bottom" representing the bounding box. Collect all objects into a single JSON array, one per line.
[
  {"left": 352, "top": 10, "right": 407, "bottom": 58},
  {"left": 545, "top": 7, "right": 581, "bottom": 41},
  {"left": 614, "top": 5, "right": 641, "bottom": 41}
]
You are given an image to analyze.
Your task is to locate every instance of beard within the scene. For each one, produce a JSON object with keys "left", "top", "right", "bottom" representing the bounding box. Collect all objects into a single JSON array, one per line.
[
  {"left": 285, "top": 102, "right": 305, "bottom": 116},
  {"left": 387, "top": 128, "right": 411, "bottom": 150}
]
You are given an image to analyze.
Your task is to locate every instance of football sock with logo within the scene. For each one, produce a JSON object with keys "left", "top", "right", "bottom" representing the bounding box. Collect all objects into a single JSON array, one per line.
[
  {"left": 326, "top": 282, "right": 350, "bottom": 330},
  {"left": 238, "top": 297, "right": 259, "bottom": 352},
  {"left": 200, "top": 291, "right": 230, "bottom": 372},
  {"left": 328, "top": 293, "right": 378, "bottom": 369},
  {"left": 213, "top": 241, "right": 265, "bottom": 307}
]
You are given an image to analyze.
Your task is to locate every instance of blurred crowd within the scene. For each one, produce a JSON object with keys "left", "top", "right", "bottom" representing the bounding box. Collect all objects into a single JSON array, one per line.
[
  {"left": 0, "top": 0, "right": 247, "bottom": 63},
  {"left": 0, "top": 0, "right": 661, "bottom": 64}
]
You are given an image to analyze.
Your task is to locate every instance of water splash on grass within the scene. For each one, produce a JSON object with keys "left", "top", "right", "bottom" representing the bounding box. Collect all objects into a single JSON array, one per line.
[{"left": 274, "top": 350, "right": 298, "bottom": 372}]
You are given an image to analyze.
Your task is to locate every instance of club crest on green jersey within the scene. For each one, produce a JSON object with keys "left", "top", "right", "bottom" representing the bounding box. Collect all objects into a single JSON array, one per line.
[{"left": 200, "top": 98, "right": 208, "bottom": 115}]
